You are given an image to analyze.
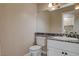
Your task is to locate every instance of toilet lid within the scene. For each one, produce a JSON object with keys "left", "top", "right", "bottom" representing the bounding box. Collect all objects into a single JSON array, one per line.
[{"left": 29, "top": 45, "right": 41, "bottom": 50}]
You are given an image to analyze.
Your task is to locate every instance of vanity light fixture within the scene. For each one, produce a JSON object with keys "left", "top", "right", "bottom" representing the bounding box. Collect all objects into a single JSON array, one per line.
[
  {"left": 48, "top": 3, "right": 62, "bottom": 11},
  {"left": 48, "top": 3, "right": 52, "bottom": 8}
]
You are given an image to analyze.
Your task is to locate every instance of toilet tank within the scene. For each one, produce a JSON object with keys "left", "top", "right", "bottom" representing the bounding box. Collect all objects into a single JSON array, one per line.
[{"left": 36, "top": 36, "right": 46, "bottom": 46}]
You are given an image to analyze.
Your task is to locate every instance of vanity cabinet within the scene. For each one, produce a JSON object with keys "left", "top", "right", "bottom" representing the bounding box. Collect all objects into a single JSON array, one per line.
[
  {"left": 47, "top": 40, "right": 79, "bottom": 56},
  {"left": 47, "top": 48, "right": 63, "bottom": 56},
  {"left": 47, "top": 47, "right": 78, "bottom": 56}
]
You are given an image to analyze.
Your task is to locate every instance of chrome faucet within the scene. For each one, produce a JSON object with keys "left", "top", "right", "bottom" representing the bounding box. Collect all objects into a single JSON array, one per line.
[{"left": 67, "top": 32, "right": 79, "bottom": 39}]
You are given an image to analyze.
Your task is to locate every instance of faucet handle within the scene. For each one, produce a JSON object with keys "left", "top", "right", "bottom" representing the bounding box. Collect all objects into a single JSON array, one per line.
[
  {"left": 77, "top": 35, "right": 79, "bottom": 39},
  {"left": 74, "top": 32, "right": 78, "bottom": 38}
]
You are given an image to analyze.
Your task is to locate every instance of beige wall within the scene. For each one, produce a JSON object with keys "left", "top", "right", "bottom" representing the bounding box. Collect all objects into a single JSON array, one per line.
[
  {"left": 0, "top": 4, "right": 37, "bottom": 56},
  {"left": 36, "top": 4, "right": 51, "bottom": 33},
  {"left": 37, "top": 3, "right": 48, "bottom": 11},
  {"left": 36, "top": 11, "right": 51, "bottom": 33},
  {"left": 36, "top": 10, "right": 63, "bottom": 33},
  {"left": 50, "top": 11, "right": 63, "bottom": 33},
  {"left": 74, "top": 10, "right": 79, "bottom": 34}
]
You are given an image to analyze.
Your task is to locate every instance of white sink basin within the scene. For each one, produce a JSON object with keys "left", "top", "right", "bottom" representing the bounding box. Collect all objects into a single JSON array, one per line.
[{"left": 50, "top": 36, "right": 78, "bottom": 41}]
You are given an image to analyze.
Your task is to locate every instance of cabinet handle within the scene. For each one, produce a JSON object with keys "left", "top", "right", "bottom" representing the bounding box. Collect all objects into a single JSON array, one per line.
[
  {"left": 62, "top": 52, "right": 64, "bottom": 54},
  {"left": 65, "top": 52, "right": 68, "bottom": 55}
]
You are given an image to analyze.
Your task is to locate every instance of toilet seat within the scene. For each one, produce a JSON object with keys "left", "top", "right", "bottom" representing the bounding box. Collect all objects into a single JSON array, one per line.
[
  {"left": 29, "top": 45, "right": 42, "bottom": 56},
  {"left": 29, "top": 45, "right": 41, "bottom": 51}
]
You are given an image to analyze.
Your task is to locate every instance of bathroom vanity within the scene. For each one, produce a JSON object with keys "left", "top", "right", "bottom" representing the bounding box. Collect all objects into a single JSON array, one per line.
[
  {"left": 47, "top": 36, "right": 79, "bottom": 56},
  {"left": 35, "top": 32, "right": 79, "bottom": 56}
]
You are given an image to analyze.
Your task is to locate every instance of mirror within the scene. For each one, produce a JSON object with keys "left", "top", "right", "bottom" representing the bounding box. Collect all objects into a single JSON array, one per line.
[{"left": 36, "top": 3, "right": 79, "bottom": 34}]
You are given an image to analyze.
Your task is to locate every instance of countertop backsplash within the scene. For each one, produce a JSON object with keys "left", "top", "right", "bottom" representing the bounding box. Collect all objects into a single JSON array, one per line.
[{"left": 35, "top": 32, "right": 79, "bottom": 39}]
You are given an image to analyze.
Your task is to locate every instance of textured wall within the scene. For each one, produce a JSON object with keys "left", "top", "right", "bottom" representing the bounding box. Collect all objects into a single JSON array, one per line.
[
  {"left": 36, "top": 11, "right": 51, "bottom": 33},
  {"left": 50, "top": 11, "right": 63, "bottom": 33},
  {"left": 74, "top": 10, "right": 79, "bottom": 34},
  {"left": 0, "top": 3, "right": 37, "bottom": 56}
]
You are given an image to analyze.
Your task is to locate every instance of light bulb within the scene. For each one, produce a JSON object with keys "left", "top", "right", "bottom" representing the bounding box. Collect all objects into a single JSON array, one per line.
[
  {"left": 48, "top": 3, "right": 52, "bottom": 8},
  {"left": 52, "top": 6, "right": 56, "bottom": 10}
]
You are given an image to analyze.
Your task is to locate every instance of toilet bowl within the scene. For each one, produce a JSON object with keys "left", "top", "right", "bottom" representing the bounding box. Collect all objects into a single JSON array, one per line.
[
  {"left": 25, "top": 36, "right": 46, "bottom": 56},
  {"left": 24, "top": 45, "right": 42, "bottom": 56},
  {"left": 29, "top": 45, "right": 42, "bottom": 56}
]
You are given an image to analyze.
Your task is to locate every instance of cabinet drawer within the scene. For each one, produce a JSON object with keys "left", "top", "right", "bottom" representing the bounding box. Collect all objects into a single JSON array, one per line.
[{"left": 47, "top": 40, "right": 79, "bottom": 54}]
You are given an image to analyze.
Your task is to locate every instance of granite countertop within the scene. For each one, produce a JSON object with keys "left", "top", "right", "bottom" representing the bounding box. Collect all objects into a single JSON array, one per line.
[
  {"left": 35, "top": 32, "right": 79, "bottom": 44},
  {"left": 48, "top": 36, "right": 79, "bottom": 44}
]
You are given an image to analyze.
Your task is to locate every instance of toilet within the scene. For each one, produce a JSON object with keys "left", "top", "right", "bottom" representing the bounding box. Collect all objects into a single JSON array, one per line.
[
  {"left": 26, "top": 36, "right": 46, "bottom": 56},
  {"left": 29, "top": 45, "right": 42, "bottom": 56}
]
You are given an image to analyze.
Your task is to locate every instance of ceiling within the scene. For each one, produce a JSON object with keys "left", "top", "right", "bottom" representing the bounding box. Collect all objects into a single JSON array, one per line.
[{"left": 37, "top": 3, "right": 75, "bottom": 11}]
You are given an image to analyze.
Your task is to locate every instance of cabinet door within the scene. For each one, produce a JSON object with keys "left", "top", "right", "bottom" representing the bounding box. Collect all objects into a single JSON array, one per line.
[
  {"left": 47, "top": 48, "right": 63, "bottom": 56},
  {"left": 64, "top": 51, "right": 79, "bottom": 56},
  {"left": 47, "top": 48, "right": 79, "bottom": 56}
]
